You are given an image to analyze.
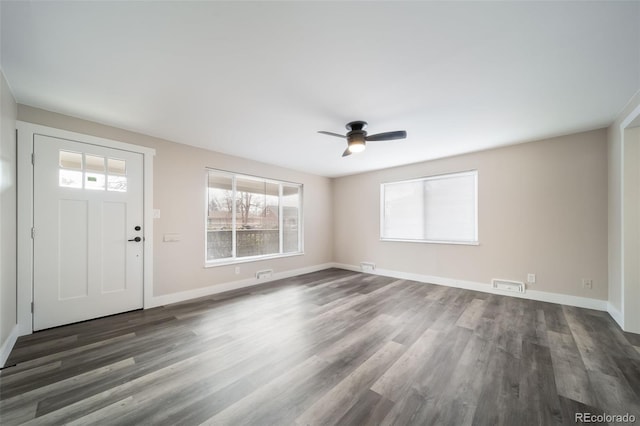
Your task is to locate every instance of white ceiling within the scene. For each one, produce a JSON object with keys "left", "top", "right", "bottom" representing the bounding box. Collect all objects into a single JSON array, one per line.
[{"left": 2, "top": 1, "right": 639, "bottom": 177}]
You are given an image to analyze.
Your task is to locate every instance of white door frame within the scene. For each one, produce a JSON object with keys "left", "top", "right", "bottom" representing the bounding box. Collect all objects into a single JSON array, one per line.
[
  {"left": 17, "top": 121, "right": 155, "bottom": 336},
  {"left": 619, "top": 102, "right": 640, "bottom": 334}
]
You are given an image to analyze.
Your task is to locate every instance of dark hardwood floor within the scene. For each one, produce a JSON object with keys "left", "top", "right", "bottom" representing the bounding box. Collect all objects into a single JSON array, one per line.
[{"left": 1, "top": 268, "right": 639, "bottom": 425}]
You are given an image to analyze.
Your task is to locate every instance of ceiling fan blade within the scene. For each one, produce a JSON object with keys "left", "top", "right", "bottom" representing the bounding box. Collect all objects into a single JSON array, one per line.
[
  {"left": 318, "top": 131, "right": 346, "bottom": 138},
  {"left": 365, "top": 130, "right": 407, "bottom": 141},
  {"left": 342, "top": 148, "right": 352, "bottom": 157}
]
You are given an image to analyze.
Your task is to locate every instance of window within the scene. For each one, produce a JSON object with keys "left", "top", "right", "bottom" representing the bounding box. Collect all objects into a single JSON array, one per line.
[
  {"left": 381, "top": 170, "right": 478, "bottom": 244},
  {"left": 59, "top": 150, "right": 128, "bottom": 192},
  {"left": 206, "top": 169, "right": 303, "bottom": 264}
]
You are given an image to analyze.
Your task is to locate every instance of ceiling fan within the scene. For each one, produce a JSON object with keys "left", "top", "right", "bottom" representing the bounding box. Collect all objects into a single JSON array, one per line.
[{"left": 318, "top": 121, "right": 407, "bottom": 157}]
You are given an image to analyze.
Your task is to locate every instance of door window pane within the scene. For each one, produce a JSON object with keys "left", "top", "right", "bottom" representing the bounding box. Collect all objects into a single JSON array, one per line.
[
  {"left": 85, "top": 155, "right": 105, "bottom": 172},
  {"left": 59, "top": 169, "right": 83, "bottom": 188},
  {"left": 59, "top": 151, "right": 82, "bottom": 170},
  {"left": 107, "top": 176, "right": 128, "bottom": 192},
  {"left": 85, "top": 172, "right": 105, "bottom": 190},
  {"left": 59, "top": 151, "right": 83, "bottom": 188},
  {"left": 108, "top": 158, "right": 126, "bottom": 175}
]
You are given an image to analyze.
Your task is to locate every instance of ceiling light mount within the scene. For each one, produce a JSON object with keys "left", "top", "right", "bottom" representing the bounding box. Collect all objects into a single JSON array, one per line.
[{"left": 346, "top": 121, "right": 367, "bottom": 132}]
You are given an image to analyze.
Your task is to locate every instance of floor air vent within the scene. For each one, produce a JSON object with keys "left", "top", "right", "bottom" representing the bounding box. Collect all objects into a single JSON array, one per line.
[{"left": 492, "top": 279, "right": 525, "bottom": 293}]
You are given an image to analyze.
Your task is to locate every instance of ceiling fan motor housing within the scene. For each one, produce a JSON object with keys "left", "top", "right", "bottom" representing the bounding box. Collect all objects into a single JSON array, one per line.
[{"left": 346, "top": 121, "right": 368, "bottom": 132}]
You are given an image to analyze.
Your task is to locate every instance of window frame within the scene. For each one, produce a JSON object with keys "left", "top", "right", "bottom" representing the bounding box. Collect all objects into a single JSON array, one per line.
[
  {"left": 380, "top": 170, "right": 479, "bottom": 245},
  {"left": 204, "top": 168, "right": 304, "bottom": 267}
]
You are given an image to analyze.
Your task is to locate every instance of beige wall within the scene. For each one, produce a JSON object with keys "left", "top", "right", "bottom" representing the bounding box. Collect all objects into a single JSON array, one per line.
[
  {"left": 334, "top": 129, "right": 608, "bottom": 300},
  {"left": 18, "top": 105, "right": 333, "bottom": 297},
  {"left": 1, "top": 70, "right": 18, "bottom": 351}
]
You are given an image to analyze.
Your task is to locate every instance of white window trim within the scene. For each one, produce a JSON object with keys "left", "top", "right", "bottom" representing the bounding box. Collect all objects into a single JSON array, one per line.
[
  {"left": 380, "top": 170, "right": 479, "bottom": 245},
  {"left": 204, "top": 168, "right": 304, "bottom": 267},
  {"left": 204, "top": 252, "right": 305, "bottom": 268}
]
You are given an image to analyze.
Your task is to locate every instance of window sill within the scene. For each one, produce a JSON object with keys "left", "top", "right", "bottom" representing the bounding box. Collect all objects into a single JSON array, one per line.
[
  {"left": 380, "top": 238, "right": 479, "bottom": 246},
  {"left": 204, "top": 251, "right": 304, "bottom": 268}
]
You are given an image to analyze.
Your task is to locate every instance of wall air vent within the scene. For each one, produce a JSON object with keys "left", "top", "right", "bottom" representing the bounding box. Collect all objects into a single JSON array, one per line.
[
  {"left": 256, "top": 269, "right": 273, "bottom": 280},
  {"left": 360, "top": 262, "right": 376, "bottom": 273},
  {"left": 492, "top": 278, "right": 525, "bottom": 293}
]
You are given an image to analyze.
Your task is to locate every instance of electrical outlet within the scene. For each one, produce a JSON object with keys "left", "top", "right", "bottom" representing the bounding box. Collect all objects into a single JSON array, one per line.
[
  {"left": 582, "top": 279, "right": 593, "bottom": 289},
  {"left": 235, "top": 266, "right": 240, "bottom": 275},
  {"left": 527, "top": 273, "right": 536, "bottom": 284}
]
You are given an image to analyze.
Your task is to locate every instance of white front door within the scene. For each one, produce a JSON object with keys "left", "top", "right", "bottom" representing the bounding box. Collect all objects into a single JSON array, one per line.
[{"left": 33, "top": 134, "right": 144, "bottom": 330}]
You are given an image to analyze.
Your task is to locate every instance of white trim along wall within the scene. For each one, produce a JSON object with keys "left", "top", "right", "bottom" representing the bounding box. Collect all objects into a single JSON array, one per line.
[
  {"left": 0, "top": 325, "right": 19, "bottom": 367},
  {"left": 150, "top": 263, "right": 334, "bottom": 307},
  {"left": 149, "top": 261, "right": 608, "bottom": 311},
  {"left": 333, "top": 263, "right": 608, "bottom": 312},
  {"left": 16, "top": 121, "right": 156, "bottom": 338}
]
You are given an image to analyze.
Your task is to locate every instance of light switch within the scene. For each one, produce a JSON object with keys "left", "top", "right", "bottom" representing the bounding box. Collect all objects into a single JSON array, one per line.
[{"left": 153, "top": 209, "right": 161, "bottom": 219}]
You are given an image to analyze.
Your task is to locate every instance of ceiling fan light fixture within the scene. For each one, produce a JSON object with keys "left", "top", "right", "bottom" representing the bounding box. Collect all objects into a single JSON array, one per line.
[
  {"left": 348, "top": 141, "right": 366, "bottom": 153},
  {"left": 347, "top": 134, "right": 366, "bottom": 153}
]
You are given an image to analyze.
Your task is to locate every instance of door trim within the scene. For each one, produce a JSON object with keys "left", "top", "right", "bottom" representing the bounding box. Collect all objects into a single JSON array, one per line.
[{"left": 17, "top": 121, "right": 155, "bottom": 336}]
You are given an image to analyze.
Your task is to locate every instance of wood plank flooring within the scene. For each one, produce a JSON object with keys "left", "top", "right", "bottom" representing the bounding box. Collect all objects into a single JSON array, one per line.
[{"left": 1, "top": 268, "right": 639, "bottom": 425}]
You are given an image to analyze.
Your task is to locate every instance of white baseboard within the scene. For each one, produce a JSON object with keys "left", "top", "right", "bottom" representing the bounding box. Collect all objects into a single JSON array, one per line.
[
  {"left": 0, "top": 325, "right": 20, "bottom": 368},
  {"left": 149, "top": 263, "right": 335, "bottom": 308},
  {"left": 331, "top": 263, "right": 608, "bottom": 311},
  {"left": 607, "top": 303, "right": 624, "bottom": 329}
]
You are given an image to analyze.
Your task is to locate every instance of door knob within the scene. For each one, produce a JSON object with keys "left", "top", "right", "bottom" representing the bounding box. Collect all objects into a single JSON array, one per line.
[{"left": 128, "top": 236, "right": 142, "bottom": 242}]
